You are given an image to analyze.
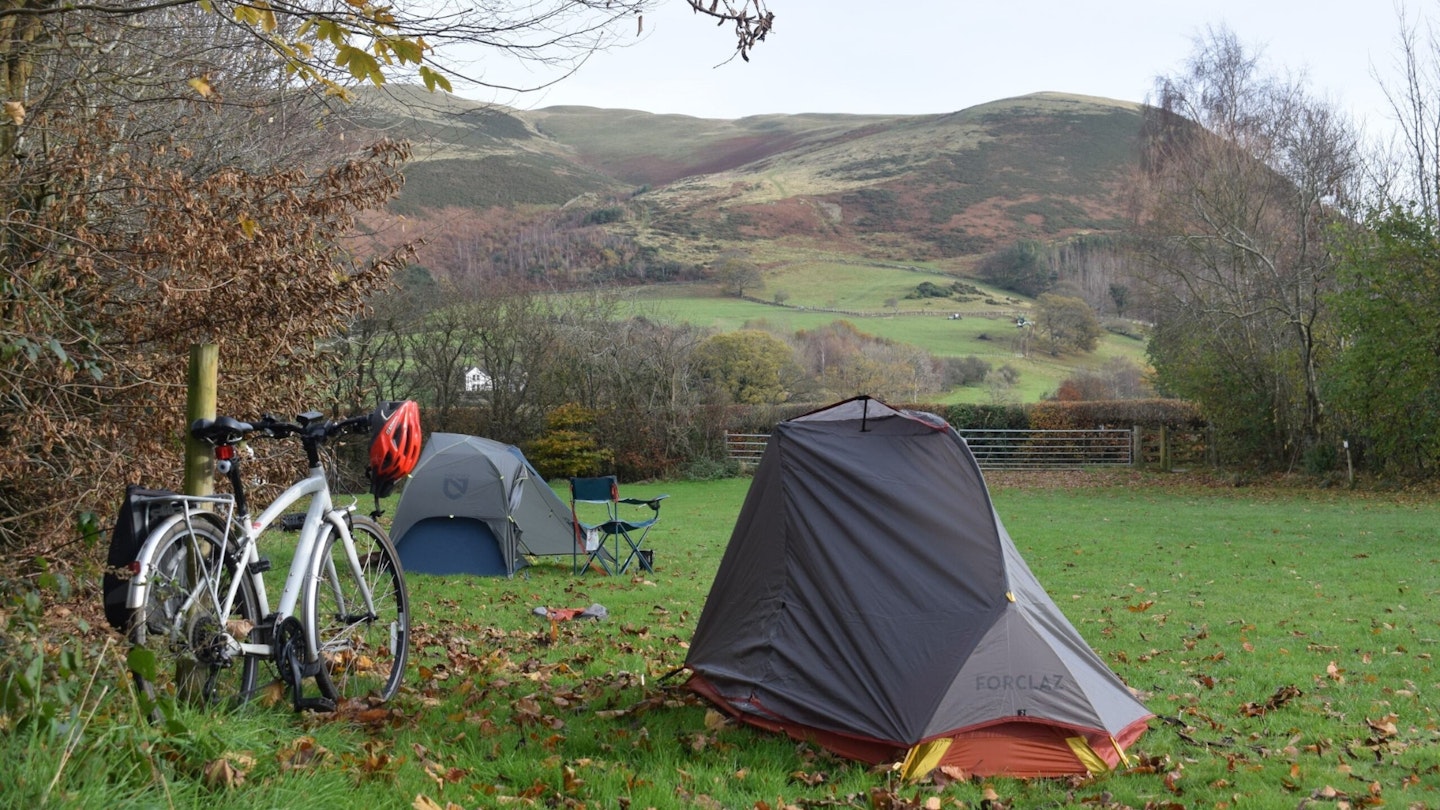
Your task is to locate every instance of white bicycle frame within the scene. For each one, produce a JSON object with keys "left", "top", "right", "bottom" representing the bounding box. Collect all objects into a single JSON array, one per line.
[{"left": 126, "top": 463, "right": 376, "bottom": 667}]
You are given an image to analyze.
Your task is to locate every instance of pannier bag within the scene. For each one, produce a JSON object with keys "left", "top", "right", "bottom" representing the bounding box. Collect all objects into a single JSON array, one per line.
[{"left": 102, "top": 485, "right": 183, "bottom": 631}]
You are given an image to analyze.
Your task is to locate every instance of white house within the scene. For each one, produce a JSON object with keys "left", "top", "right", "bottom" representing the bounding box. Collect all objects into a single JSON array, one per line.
[{"left": 464, "top": 366, "right": 491, "bottom": 393}]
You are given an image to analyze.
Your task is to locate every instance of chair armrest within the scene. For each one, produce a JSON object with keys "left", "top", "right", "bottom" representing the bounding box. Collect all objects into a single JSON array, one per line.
[{"left": 619, "top": 494, "right": 669, "bottom": 510}]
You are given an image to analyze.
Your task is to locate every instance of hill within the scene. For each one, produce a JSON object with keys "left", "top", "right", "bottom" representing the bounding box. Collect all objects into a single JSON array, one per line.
[
  {"left": 530, "top": 93, "right": 1141, "bottom": 261},
  {"left": 345, "top": 86, "right": 1151, "bottom": 401},
  {"left": 351, "top": 87, "right": 1142, "bottom": 259}
]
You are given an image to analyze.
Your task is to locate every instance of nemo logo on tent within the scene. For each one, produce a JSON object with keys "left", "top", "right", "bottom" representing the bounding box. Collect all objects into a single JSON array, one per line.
[
  {"left": 975, "top": 674, "right": 1067, "bottom": 691},
  {"left": 443, "top": 476, "right": 468, "bottom": 499}
]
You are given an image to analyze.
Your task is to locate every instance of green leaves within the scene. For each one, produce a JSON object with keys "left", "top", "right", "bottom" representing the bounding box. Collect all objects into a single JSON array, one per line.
[
  {"left": 234, "top": 2, "right": 447, "bottom": 95},
  {"left": 418, "top": 66, "right": 452, "bottom": 94},
  {"left": 127, "top": 646, "right": 159, "bottom": 684}
]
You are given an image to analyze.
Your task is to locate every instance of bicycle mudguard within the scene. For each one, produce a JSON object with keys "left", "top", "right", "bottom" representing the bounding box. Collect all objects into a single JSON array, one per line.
[{"left": 123, "top": 509, "right": 230, "bottom": 614}]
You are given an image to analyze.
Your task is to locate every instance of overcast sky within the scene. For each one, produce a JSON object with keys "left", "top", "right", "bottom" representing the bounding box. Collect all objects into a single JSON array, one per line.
[{"left": 451, "top": 0, "right": 1408, "bottom": 140}]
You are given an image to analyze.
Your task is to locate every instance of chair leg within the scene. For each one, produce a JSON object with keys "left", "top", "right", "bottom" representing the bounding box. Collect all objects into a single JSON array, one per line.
[
  {"left": 617, "top": 529, "right": 654, "bottom": 574},
  {"left": 578, "top": 532, "right": 620, "bottom": 576}
]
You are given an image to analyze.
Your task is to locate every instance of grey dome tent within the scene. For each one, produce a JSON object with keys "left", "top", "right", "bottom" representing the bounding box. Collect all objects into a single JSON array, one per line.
[
  {"left": 390, "top": 433, "right": 577, "bottom": 577},
  {"left": 684, "top": 397, "right": 1152, "bottom": 778}
]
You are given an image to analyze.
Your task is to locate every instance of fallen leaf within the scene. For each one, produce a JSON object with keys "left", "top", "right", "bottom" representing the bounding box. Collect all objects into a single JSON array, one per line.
[{"left": 201, "top": 757, "right": 244, "bottom": 789}]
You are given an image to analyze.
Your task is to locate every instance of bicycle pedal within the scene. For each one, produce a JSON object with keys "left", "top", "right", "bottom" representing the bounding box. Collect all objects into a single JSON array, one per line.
[{"left": 294, "top": 695, "right": 336, "bottom": 713}]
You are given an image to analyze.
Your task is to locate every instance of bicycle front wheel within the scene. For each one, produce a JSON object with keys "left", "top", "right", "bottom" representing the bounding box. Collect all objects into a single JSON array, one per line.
[
  {"left": 128, "top": 516, "right": 261, "bottom": 714},
  {"left": 306, "top": 514, "right": 408, "bottom": 703}
]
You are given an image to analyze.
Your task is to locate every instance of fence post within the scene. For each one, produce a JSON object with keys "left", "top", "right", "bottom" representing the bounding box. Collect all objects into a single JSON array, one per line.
[
  {"left": 1131, "top": 425, "right": 1143, "bottom": 467},
  {"left": 183, "top": 343, "right": 218, "bottom": 497},
  {"left": 179, "top": 343, "right": 217, "bottom": 699},
  {"left": 1158, "top": 425, "right": 1171, "bottom": 472}
]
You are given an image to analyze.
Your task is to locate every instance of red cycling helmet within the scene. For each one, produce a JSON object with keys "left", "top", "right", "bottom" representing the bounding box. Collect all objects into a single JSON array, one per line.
[{"left": 368, "top": 400, "right": 421, "bottom": 498}]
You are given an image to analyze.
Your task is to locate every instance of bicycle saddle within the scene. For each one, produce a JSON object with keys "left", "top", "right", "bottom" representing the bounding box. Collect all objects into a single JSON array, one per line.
[{"left": 190, "top": 416, "right": 252, "bottom": 446}]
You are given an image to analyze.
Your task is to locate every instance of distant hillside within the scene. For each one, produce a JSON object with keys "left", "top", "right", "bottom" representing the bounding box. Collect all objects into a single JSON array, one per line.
[
  {"left": 342, "top": 87, "right": 1155, "bottom": 404},
  {"left": 349, "top": 87, "right": 1143, "bottom": 258}
]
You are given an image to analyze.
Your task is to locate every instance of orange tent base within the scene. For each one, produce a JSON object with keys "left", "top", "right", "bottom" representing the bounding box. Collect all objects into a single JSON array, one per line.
[{"left": 688, "top": 674, "right": 1150, "bottom": 779}]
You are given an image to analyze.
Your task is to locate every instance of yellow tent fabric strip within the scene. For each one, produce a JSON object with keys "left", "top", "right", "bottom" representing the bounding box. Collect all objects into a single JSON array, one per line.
[
  {"left": 1065, "top": 736, "right": 1111, "bottom": 774},
  {"left": 899, "top": 738, "right": 954, "bottom": 780}
]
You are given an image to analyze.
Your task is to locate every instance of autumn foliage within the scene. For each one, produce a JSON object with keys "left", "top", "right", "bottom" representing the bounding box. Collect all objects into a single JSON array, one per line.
[{"left": 0, "top": 112, "right": 411, "bottom": 553}]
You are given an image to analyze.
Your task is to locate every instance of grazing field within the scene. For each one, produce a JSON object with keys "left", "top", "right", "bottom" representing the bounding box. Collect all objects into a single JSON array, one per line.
[
  {"left": 9, "top": 472, "right": 1440, "bottom": 809},
  {"left": 622, "top": 278, "right": 1150, "bottom": 403}
]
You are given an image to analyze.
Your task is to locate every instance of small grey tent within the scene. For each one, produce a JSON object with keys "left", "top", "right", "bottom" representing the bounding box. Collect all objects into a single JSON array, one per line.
[
  {"left": 684, "top": 397, "right": 1152, "bottom": 778},
  {"left": 390, "top": 433, "right": 577, "bottom": 577}
]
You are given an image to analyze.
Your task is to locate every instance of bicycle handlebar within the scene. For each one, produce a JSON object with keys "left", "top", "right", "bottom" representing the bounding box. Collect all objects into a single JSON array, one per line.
[{"left": 190, "top": 410, "right": 371, "bottom": 447}]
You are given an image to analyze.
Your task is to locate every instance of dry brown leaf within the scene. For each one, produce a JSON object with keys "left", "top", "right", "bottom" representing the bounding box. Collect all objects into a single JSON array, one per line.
[{"left": 201, "top": 757, "right": 244, "bottom": 789}]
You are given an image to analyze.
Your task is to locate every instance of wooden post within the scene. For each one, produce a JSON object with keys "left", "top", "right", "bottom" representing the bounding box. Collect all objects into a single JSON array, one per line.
[
  {"left": 179, "top": 343, "right": 217, "bottom": 701},
  {"left": 183, "top": 344, "right": 218, "bottom": 497},
  {"left": 1131, "top": 425, "right": 1143, "bottom": 467},
  {"left": 1158, "top": 425, "right": 1171, "bottom": 472}
]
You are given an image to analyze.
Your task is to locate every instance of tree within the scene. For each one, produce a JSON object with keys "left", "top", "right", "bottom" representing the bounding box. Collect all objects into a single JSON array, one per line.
[
  {"left": 1133, "top": 26, "right": 1360, "bottom": 467},
  {"left": 0, "top": 0, "right": 776, "bottom": 551},
  {"left": 712, "top": 254, "right": 764, "bottom": 297},
  {"left": 978, "top": 239, "right": 1053, "bottom": 297},
  {"left": 0, "top": 2, "right": 774, "bottom": 108},
  {"left": 1053, "top": 358, "right": 1152, "bottom": 401},
  {"left": 1327, "top": 207, "right": 1440, "bottom": 474},
  {"left": 1323, "top": 7, "right": 1440, "bottom": 476},
  {"left": 1108, "top": 283, "right": 1130, "bottom": 317},
  {"left": 1034, "top": 293, "right": 1103, "bottom": 354},
  {"left": 692, "top": 330, "right": 796, "bottom": 405}
]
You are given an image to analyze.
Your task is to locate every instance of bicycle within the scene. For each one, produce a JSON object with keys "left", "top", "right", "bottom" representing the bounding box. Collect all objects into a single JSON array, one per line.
[{"left": 122, "top": 406, "right": 414, "bottom": 715}]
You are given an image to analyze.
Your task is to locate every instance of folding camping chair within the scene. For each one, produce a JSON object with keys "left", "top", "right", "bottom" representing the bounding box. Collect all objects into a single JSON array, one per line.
[{"left": 569, "top": 476, "right": 668, "bottom": 575}]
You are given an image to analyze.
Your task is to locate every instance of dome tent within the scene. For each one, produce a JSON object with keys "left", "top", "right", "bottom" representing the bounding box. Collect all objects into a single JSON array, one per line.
[
  {"left": 684, "top": 396, "right": 1152, "bottom": 778},
  {"left": 390, "top": 433, "right": 577, "bottom": 577}
]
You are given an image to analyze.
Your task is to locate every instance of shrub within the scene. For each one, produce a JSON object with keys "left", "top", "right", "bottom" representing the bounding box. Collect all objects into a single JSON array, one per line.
[
  {"left": 944, "top": 355, "right": 992, "bottom": 387},
  {"left": 682, "top": 455, "right": 742, "bottom": 481},
  {"left": 525, "top": 403, "right": 613, "bottom": 479},
  {"left": 942, "top": 403, "right": 1029, "bottom": 430},
  {"left": 584, "top": 207, "right": 624, "bottom": 225}
]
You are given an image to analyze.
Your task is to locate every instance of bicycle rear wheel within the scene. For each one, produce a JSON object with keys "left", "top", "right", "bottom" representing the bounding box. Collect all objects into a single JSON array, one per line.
[
  {"left": 307, "top": 514, "right": 408, "bottom": 703},
  {"left": 127, "top": 516, "right": 261, "bottom": 715}
]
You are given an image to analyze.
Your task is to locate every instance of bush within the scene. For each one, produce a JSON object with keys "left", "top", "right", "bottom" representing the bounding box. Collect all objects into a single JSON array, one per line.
[
  {"left": 907, "top": 281, "right": 953, "bottom": 300},
  {"left": 1028, "top": 399, "right": 1205, "bottom": 430},
  {"left": 941, "top": 403, "right": 1029, "bottom": 430},
  {"left": 682, "top": 455, "right": 742, "bottom": 481},
  {"left": 1303, "top": 441, "right": 1339, "bottom": 476},
  {"left": 584, "top": 207, "right": 624, "bottom": 225},
  {"left": 525, "top": 404, "right": 613, "bottom": 479},
  {"left": 944, "top": 355, "right": 992, "bottom": 387}
]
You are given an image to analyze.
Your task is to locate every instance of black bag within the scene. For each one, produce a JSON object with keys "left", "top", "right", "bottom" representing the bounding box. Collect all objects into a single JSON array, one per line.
[{"left": 102, "top": 485, "right": 183, "bottom": 631}]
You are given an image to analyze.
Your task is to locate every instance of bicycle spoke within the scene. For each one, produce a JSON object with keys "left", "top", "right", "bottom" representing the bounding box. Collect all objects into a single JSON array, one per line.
[
  {"left": 310, "top": 515, "right": 408, "bottom": 703},
  {"left": 128, "top": 518, "right": 260, "bottom": 717}
]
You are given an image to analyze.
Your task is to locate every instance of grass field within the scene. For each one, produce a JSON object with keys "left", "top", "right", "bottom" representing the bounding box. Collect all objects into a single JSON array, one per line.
[
  {"left": 8, "top": 472, "right": 1440, "bottom": 809},
  {"left": 621, "top": 275, "right": 1150, "bottom": 403}
]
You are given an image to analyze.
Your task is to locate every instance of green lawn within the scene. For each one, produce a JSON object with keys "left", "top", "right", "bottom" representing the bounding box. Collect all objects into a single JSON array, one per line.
[
  {"left": 10, "top": 473, "right": 1440, "bottom": 808},
  {"left": 622, "top": 280, "right": 1149, "bottom": 403}
]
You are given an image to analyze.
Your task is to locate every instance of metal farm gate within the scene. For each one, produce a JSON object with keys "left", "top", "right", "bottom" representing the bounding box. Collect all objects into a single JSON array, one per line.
[{"left": 726, "top": 428, "right": 1138, "bottom": 470}]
